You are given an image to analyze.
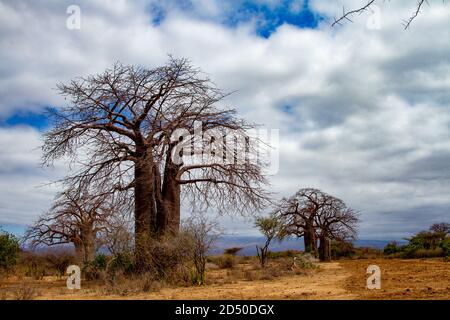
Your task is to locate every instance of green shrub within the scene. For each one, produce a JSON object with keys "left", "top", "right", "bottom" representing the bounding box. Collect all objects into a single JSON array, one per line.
[
  {"left": 83, "top": 254, "right": 110, "bottom": 280},
  {"left": 107, "top": 252, "right": 134, "bottom": 275},
  {"left": 92, "top": 254, "right": 108, "bottom": 270},
  {"left": 440, "top": 237, "right": 450, "bottom": 257},
  {"left": 402, "top": 248, "right": 443, "bottom": 259},
  {"left": 0, "top": 230, "right": 20, "bottom": 271},
  {"left": 383, "top": 242, "right": 402, "bottom": 255},
  {"left": 331, "top": 241, "right": 355, "bottom": 259}
]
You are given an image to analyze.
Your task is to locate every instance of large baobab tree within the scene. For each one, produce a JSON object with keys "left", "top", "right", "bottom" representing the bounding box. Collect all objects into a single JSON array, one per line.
[
  {"left": 43, "top": 58, "right": 269, "bottom": 266},
  {"left": 25, "top": 189, "right": 118, "bottom": 264}
]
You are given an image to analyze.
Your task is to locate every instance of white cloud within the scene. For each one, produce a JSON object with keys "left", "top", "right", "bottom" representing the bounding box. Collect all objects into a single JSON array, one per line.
[{"left": 0, "top": 0, "right": 450, "bottom": 239}]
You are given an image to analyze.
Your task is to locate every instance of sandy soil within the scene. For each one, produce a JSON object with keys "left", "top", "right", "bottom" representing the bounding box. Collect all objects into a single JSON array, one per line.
[{"left": 1, "top": 258, "right": 449, "bottom": 300}]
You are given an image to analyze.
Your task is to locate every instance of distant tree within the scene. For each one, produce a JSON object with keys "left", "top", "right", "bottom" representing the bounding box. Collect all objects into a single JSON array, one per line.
[
  {"left": 223, "top": 247, "right": 243, "bottom": 255},
  {"left": 276, "top": 188, "right": 358, "bottom": 261},
  {"left": 276, "top": 188, "right": 331, "bottom": 255},
  {"left": 254, "top": 214, "right": 285, "bottom": 267},
  {"left": 25, "top": 189, "right": 122, "bottom": 264},
  {"left": 430, "top": 223, "right": 450, "bottom": 241},
  {"left": 315, "top": 199, "right": 359, "bottom": 261},
  {"left": 0, "top": 229, "right": 20, "bottom": 271}
]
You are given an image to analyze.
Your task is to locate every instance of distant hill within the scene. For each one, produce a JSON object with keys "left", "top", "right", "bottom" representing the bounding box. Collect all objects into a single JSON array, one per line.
[{"left": 210, "top": 235, "right": 407, "bottom": 256}]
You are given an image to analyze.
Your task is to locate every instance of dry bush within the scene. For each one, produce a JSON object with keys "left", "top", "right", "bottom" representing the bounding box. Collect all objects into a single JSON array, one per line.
[
  {"left": 243, "top": 270, "right": 259, "bottom": 281},
  {"left": 17, "top": 250, "right": 77, "bottom": 279},
  {"left": 44, "top": 251, "right": 76, "bottom": 276},
  {"left": 412, "top": 248, "right": 444, "bottom": 258},
  {"left": 103, "top": 273, "right": 162, "bottom": 296},
  {"left": 13, "top": 284, "right": 40, "bottom": 300},
  {"left": 135, "top": 232, "right": 194, "bottom": 285},
  {"left": 208, "top": 254, "right": 237, "bottom": 269},
  {"left": 352, "top": 247, "right": 383, "bottom": 259}
]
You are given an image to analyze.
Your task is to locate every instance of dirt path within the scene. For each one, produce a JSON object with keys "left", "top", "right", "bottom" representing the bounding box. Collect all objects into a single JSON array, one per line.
[
  {"left": 39, "top": 262, "right": 356, "bottom": 300},
  {"left": 4, "top": 259, "right": 448, "bottom": 299}
]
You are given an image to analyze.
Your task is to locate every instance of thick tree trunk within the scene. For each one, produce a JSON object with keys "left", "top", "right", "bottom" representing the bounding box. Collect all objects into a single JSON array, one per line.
[
  {"left": 81, "top": 226, "right": 95, "bottom": 265},
  {"left": 303, "top": 220, "right": 317, "bottom": 255},
  {"left": 134, "top": 151, "right": 157, "bottom": 267},
  {"left": 319, "top": 235, "right": 331, "bottom": 261},
  {"left": 74, "top": 241, "right": 84, "bottom": 264},
  {"left": 157, "top": 147, "right": 181, "bottom": 235}
]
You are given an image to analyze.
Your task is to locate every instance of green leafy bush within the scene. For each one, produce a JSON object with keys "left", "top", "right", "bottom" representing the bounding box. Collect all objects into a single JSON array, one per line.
[
  {"left": 383, "top": 242, "right": 402, "bottom": 255},
  {"left": 0, "top": 230, "right": 20, "bottom": 271},
  {"left": 331, "top": 241, "right": 355, "bottom": 259},
  {"left": 267, "top": 250, "right": 302, "bottom": 259},
  {"left": 440, "top": 237, "right": 450, "bottom": 257}
]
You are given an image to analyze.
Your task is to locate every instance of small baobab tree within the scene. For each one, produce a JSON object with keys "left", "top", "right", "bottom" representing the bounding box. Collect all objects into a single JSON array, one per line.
[
  {"left": 276, "top": 188, "right": 332, "bottom": 255},
  {"left": 315, "top": 198, "right": 359, "bottom": 261},
  {"left": 276, "top": 188, "right": 358, "bottom": 261},
  {"left": 25, "top": 189, "right": 119, "bottom": 265}
]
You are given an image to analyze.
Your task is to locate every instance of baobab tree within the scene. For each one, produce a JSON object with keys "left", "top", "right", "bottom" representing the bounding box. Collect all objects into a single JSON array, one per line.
[
  {"left": 276, "top": 188, "right": 332, "bottom": 255},
  {"left": 43, "top": 58, "right": 269, "bottom": 267},
  {"left": 315, "top": 199, "right": 359, "bottom": 261},
  {"left": 25, "top": 189, "right": 119, "bottom": 264},
  {"left": 332, "top": 0, "right": 442, "bottom": 29},
  {"left": 276, "top": 188, "right": 358, "bottom": 261}
]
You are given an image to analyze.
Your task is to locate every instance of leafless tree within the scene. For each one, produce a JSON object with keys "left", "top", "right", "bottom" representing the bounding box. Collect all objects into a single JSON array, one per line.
[
  {"left": 182, "top": 213, "right": 221, "bottom": 285},
  {"left": 315, "top": 198, "right": 359, "bottom": 261},
  {"left": 276, "top": 188, "right": 332, "bottom": 255},
  {"left": 429, "top": 222, "right": 450, "bottom": 242},
  {"left": 276, "top": 188, "right": 358, "bottom": 261},
  {"left": 97, "top": 212, "right": 134, "bottom": 257},
  {"left": 25, "top": 189, "right": 120, "bottom": 264},
  {"left": 332, "top": 0, "right": 441, "bottom": 29},
  {"left": 42, "top": 58, "right": 270, "bottom": 267}
]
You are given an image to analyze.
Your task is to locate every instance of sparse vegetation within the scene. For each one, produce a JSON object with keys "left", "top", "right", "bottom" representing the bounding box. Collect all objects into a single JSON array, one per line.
[
  {"left": 255, "top": 214, "right": 285, "bottom": 267},
  {"left": 383, "top": 223, "right": 450, "bottom": 260},
  {"left": 0, "top": 230, "right": 20, "bottom": 273}
]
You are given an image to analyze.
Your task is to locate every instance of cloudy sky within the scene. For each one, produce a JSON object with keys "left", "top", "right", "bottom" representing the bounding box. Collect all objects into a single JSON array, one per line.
[{"left": 1, "top": 0, "right": 450, "bottom": 240}]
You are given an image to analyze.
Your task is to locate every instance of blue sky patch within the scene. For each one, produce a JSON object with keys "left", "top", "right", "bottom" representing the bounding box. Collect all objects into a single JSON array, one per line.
[
  {"left": 2, "top": 111, "right": 49, "bottom": 130},
  {"left": 224, "top": 0, "right": 322, "bottom": 37},
  {"left": 149, "top": 0, "right": 322, "bottom": 37}
]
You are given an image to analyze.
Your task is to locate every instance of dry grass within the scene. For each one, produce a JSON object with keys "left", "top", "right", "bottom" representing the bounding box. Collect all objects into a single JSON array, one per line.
[
  {"left": 13, "top": 284, "right": 41, "bottom": 300},
  {"left": 1, "top": 257, "right": 449, "bottom": 300}
]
